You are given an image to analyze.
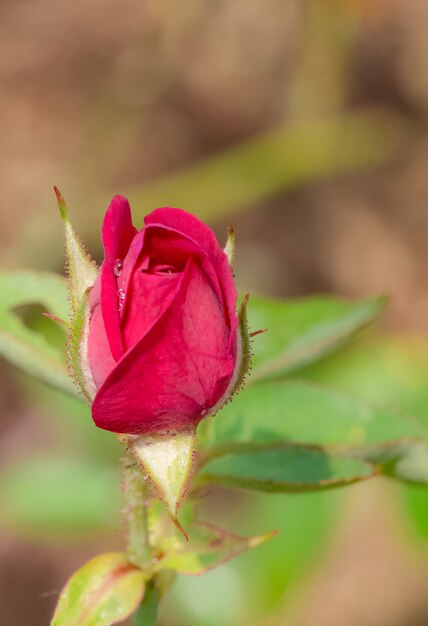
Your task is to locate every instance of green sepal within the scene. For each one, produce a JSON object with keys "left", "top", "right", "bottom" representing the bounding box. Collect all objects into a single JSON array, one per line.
[
  {"left": 66, "top": 289, "right": 96, "bottom": 402},
  {"left": 209, "top": 294, "right": 252, "bottom": 422},
  {"left": 51, "top": 552, "right": 147, "bottom": 626},
  {"left": 126, "top": 430, "right": 197, "bottom": 539},
  {"left": 55, "top": 187, "right": 98, "bottom": 316},
  {"left": 234, "top": 293, "right": 252, "bottom": 393},
  {"left": 153, "top": 522, "right": 277, "bottom": 575}
]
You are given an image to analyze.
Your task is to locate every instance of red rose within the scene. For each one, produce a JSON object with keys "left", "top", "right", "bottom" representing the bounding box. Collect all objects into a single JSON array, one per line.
[{"left": 85, "top": 196, "right": 240, "bottom": 435}]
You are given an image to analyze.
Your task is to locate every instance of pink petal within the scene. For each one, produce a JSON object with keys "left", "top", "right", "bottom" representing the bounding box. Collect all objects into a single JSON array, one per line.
[
  {"left": 92, "top": 260, "right": 235, "bottom": 435},
  {"left": 101, "top": 196, "right": 138, "bottom": 361},
  {"left": 87, "top": 275, "right": 116, "bottom": 388},
  {"left": 121, "top": 271, "right": 181, "bottom": 350},
  {"left": 144, "top": 208, "right": 238, "bottom": 338}
]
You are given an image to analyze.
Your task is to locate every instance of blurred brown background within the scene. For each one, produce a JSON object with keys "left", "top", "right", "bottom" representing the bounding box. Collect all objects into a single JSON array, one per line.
[{"left": 1, "top": 0, "right": 428, "bottom": 624}]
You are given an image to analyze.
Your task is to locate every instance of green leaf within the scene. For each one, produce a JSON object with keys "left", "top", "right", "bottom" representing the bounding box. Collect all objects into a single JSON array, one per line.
[
  {"left": 402, "top": 485, "right": 428, "bottom": 541},
  {"left": 247, "top": 294, "right": 387, "bottom": 382},
  {"left": 55, "top": 187, "right": 98, "bottom": 316},
  {"left": 205, "top": 380, "right": 428, "bottom": 484},
  {"left": 170, "top": 491, "right": 338, "bottom": 623},
  {"left": 0, "top": 457, "right": 121, "bottom": 536},
  {"left": 210, "top": 380, "right": 427, "bottom": 448},
  {"left": 0, "top": 271, "right": 76, "bottom": 394},
  {"left": 382, "top": 442, "right": 428, "bottom": 485},
  {"left": 132, "top": 580, "right": 158, "bottom": 626},
  {"left": 297, "top": 335, "right": 428, "bottom": 539},
  {"left": 51, "top": 552, "right": 146, "bottom": 626},
  {"left": 198, "top": 443, "right": 375, "bottom": 493},
  {"left": 155, "top": 522, "right": 276, "bottom": 575}
]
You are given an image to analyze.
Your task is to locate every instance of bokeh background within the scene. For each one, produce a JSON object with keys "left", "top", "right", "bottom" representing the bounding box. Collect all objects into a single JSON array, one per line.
[{"left": 1, "top": 0, "right": 428, "bottom": 624}]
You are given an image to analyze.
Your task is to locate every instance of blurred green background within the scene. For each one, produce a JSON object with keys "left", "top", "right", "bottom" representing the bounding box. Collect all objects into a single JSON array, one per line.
[{"left": 1, "top": 0, "right": 428, "bottom": 624}]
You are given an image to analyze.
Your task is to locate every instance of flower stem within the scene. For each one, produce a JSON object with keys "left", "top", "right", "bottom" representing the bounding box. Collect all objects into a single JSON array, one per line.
[
  {"left": 122, "top": 453, "right": 152, "bottom": 570},
  {"left": 122, "top": 453, "right": 160, "bottom": 624}
]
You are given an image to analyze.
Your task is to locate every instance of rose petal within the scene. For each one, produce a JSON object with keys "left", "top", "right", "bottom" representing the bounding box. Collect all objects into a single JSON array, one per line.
[
  {"left": 102, "top": 195, "right": 137, "bottom": 261},
  {"left": 101, "top": 196, "right": 138, "bottom": 361},
  {"left": 118, "top": 226, "right": 203, "bottom": 325},
  {"left": 92, "top": 260, "right": 235, "bottom": 434},
  {"left": 87, "top": 275, "right": 116, "bottom": 389},
  {"left": 144, "top": 208, "right": 238, "bottom": 338},
  {"left": 122, "top": 271, "right": 181, "bottom": 350}
]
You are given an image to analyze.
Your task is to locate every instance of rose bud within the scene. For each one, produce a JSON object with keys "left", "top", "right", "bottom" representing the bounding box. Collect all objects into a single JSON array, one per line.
[
  {"left": 56, "top": 190, "right": 250, "bottom": 523},
  {"left": 88, "top": 195, "right": 249, "bottom": 434}
]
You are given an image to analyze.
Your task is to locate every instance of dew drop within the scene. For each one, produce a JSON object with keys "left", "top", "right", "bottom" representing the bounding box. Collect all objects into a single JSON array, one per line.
[
  {"left": 151, "top": 557, "right": 159, "bottom": 565},
  {"left": 114, "top": 259, "right": 123, "bottom": 276},
  {"left": 117, "top": 288, "right": 125, "bottom": 311},
  {"left": 142, "top": 473, "right": 149, "bottom": 480},
  {"left": 168, "top": 429, "right": 178, "bottom": 437},
  {"left": 157, "top": 430, "right": 168, "bottom": 436},
  {"left": 201, "top": 409, "right": 207, "bottom": 416}
]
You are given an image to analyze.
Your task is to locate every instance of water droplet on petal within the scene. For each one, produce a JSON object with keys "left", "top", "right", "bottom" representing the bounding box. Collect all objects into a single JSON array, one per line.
[
  {"left": 142, "top": 473, "right": 149, "bottom": 480},
  {"left": 114, "top": 259, "right": 123, "bottom": 276},
  {"left": 117, "top": 288, "right": 125, "bottom": 312},
  {"left": 201, "top": 409, "right": 207, "bottom": 416},
  {"left": 169, "top": 429, "right": 178, "bottom": 437}
]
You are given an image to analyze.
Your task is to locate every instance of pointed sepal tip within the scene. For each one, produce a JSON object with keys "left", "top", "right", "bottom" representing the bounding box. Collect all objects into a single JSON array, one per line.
[
  {"left": 224, "top": 224, "right": 235, "bottom": 267},
  {"left": 129, "top": 429, "right": 197, "bottom": 538},
  {"left": 54, "top": 186, "right": 98, "bottom": 315},
  {"left": 54, "top": 185, "right": 68, "bottom": 222}
]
